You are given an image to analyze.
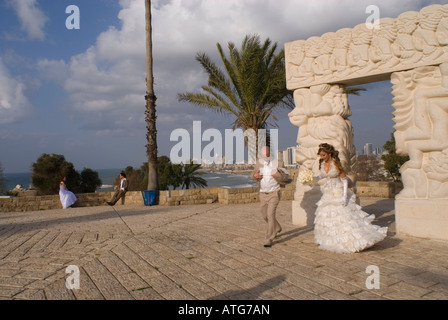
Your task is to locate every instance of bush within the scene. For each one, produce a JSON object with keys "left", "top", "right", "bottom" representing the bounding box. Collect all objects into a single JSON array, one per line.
[
  {"left": 116, "top": 157, "right": 207, "bottom": 191},
  {"left": 80, "top": 168, "right": 102, "bottom": 193},
  {"left": 116, "top": 166, "right": 147, "bottom": 191},
  {"left": 31, "top": 154, "right": 81, "bottom": 195},
  {"left": 31, "top": 154, "right": 101, "bottom": 195},
  {"left": 382, "top": 133, "right": 409, "bottom": 182}
]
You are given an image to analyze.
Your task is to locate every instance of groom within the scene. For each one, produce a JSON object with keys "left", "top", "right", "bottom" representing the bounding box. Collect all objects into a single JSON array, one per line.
[
  {"left": 251, "top": 146, "right": 291, "bottom": 247},
  {"left": 107, "top": 172, "right": 128, "bottom": 206}
]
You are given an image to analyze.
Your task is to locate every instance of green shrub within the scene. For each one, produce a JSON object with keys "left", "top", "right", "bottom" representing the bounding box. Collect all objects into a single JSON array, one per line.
[
  {"left": 80, "top": 168, "right": 102, "bottom": 193},
  {"left": 31, "top": 154, "right": 101, "bottom": 195}
]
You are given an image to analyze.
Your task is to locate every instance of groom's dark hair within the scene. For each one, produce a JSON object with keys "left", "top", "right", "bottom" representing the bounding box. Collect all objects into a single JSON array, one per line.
[{"left": 120, "top": 172, "right": 127, "bottom": 178}]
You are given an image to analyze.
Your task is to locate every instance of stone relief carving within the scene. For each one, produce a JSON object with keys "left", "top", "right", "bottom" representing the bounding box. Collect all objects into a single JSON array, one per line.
[
  {"left": 285, "top": 4, "right": 448, "bottom": 89},
  {"left": 391, "top": 63, "right": 448, "bottom": 199},
  {"left": 288, "top": 84, "right": 357, "bottom": 200},
  {"left": 348, "top": 23, "right": 374, "bottom": 73},
  {"left": 369, "top": 18, "right": 400, "bottom": 70}
]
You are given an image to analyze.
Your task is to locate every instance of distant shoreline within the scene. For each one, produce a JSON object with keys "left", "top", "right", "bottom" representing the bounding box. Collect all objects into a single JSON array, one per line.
[
  {"left": 200, "top": 168, "right": 253, "bottom": 175},
  {"left": 3, "top": 168, "right": 256, "bottom": 193}
]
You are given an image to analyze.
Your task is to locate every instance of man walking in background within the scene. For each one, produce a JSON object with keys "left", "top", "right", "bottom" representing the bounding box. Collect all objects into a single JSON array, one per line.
[
  {"left": 252, "top": 146, "right": 291, "bottom": 247},
  {"left": 107, "top": 172, "right": 128, "bottom": 206}
]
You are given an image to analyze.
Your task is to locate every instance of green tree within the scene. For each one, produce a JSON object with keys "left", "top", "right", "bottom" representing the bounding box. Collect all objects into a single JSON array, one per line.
[
  {"left": 157, "top": 156, "right": 182, "bottom": 190},
  {"left": 382, "top": 133, "right": 409, "bottom": 182},
  {"left": 31, "top": 154, "right": 81, "bottom": 195},
  {"left": 178, "top": 34, "right": 293, "bottom": 156},
  {"left": 176, "top": 160, "right": 208, "bottom": 190},
  {"left": 113, "top": 166, "right": 146, "bottom": 192},
  {"left": 344, "top": 86, "right": 366, "bottom": 96},
  {"left": 117, "top": 158, "right": 208, "bottom": 191},
  {"left": 80, "top": 168, "right": 102, "bottom": 193}
]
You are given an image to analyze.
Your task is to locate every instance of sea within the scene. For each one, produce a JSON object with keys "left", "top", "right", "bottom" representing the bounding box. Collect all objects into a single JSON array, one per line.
[{"left": 2, "top": 168, "right": 256, "bottom": 193}]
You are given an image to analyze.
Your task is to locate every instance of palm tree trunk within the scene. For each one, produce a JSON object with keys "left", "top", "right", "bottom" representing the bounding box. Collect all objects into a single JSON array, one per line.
[{"left": 145, "top": 0, "right": 158, "bottom": 190}]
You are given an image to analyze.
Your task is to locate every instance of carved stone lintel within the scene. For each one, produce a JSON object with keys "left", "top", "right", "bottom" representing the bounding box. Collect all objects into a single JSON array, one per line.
[{"left": 285, "top": 4, "right": 448, "bottom": 90}]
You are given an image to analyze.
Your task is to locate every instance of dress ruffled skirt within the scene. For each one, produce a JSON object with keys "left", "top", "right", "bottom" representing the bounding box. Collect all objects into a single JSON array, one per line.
[
  {"left": 59, "top": 188, "right": 78, "bottom": 209},
  {"left": 314, "top": 193, "right": 387, "bottom": 254}
]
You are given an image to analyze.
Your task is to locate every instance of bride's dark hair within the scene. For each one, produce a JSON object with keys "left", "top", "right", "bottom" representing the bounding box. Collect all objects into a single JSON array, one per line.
[{"left": 317, "top": 143, "right": 344, "bottom": 174}]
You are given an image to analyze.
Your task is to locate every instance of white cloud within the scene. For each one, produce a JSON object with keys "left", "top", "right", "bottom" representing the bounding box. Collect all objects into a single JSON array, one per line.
[
  {"left": 37, "top": 59, "right": 70, "bottom": 82},
  {"left": 45, "top": 0, "right": 441, "bottom": 143},
  {"left": 9, "top": 0, "right": 48, "bottom": 40},
  {"left": 1, "top": 0, "right": 443, "bottom": 172},
  {"left": 0, "top": 58, "right": 33, "bottom": 124}
]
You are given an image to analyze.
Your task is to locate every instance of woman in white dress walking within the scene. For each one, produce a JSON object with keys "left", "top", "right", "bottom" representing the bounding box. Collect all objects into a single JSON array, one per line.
[
  {"left": 313, "top": 143, "right": 387, "bottom": 253},
  {"left": 59, "top": 176, "right": 78, "bottom": 209}
]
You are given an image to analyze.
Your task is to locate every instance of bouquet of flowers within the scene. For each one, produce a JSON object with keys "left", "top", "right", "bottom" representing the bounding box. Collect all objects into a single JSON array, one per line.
[{"left": 298, "top": 167, "right": 314, "bottom": 184}]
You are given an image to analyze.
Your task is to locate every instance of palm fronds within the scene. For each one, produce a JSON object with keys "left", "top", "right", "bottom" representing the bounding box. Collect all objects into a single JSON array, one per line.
[{"left": 178, "top": 34, "right": 293, "bottom": 134}]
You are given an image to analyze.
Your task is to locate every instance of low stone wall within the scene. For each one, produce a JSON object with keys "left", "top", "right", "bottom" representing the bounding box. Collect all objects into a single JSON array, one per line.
[
  {"left": 356, "top": 181, "right": 403, "bottom": 198},
  {"left": 158, "top": 184, "right": 295, "bottom": 206},
  {"left": 0, "top": 191, "right": 126, "bottom": 213},
  {"left": 0, "top": 178, "right": 399, "bottom": 213},
  {"left": 159, "top": 188, "right": 221, "bottom": 206}
]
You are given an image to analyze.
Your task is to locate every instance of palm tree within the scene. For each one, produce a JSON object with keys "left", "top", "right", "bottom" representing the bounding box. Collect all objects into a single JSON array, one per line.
[
  {"left": 145, "top": 0, "right": 158, "bottom": 191},
  {"left": 178, "top": 34, "right": 293, "bottom": 157},
  {"left": 344, "top": 86, "right": 366, "bottom": 96},
  {"left": 174, "top": 161, "right": 208, "bottom": 190}
]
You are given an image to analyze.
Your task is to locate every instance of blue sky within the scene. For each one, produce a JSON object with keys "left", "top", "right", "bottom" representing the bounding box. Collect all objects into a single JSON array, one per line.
[{"left": 0, "top": 0, "right": 444, "bottom": 173}]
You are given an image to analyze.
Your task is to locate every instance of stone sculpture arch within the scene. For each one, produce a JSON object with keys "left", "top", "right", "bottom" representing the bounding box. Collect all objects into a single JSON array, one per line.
[{"left": 285, "top": 4, "right": 448, "bottom": 240}]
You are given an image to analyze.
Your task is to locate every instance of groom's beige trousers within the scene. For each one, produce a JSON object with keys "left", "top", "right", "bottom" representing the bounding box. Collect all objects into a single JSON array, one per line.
[{"left": 259, "top": 190, "right": 281, "bottom": 243}]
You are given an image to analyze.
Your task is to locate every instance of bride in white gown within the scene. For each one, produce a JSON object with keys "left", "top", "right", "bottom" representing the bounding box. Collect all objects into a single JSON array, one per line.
[
  {"left": 59, "top": 177, "right": 78, "bottom": 209},
  {"left": 313, "top": 143, "right": 387, "bottom": 254}
]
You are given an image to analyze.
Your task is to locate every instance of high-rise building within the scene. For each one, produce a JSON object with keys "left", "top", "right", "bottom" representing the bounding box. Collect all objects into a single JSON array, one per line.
[
  {"left": 285, "top": 146, "right": 299, "bottom": 166},
  {"left": 364, "top": 143, "right": 373, "bottom": 157},
  {"left": 278, "top": 146, "right": 299, "bottom": 166}
]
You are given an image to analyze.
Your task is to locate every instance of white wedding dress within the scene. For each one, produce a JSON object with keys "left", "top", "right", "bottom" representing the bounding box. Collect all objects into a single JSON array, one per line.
[
  {"left": 59, "top": 183, "right": 78, "bottom": 209},
  {"left": 314, "top": 161, "right": 387, "bottom": 254}
]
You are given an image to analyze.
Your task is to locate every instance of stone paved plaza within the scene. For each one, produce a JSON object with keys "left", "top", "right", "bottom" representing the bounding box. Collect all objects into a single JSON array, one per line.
[{"left": 0, "top": 198, "right": 447, "bottom": 300}]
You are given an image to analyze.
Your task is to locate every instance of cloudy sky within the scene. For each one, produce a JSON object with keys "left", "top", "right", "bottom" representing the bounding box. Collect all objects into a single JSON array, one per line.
[{"left": 0, "top": 0, "right": 444, "bottom": 173}]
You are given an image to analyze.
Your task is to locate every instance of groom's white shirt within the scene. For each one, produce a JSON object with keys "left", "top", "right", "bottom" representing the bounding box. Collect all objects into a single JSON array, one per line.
[
  {"left": 260, "top": 160, "right": 280, "bottom": 193},
  {"left": 120, "top": 178, "right": 127, "bottom": 191}
]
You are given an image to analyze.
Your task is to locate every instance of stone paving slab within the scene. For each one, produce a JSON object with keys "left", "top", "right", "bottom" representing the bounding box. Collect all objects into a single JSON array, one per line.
[{"left": 0, "top": 198, "right": 447, "bottom": 301}]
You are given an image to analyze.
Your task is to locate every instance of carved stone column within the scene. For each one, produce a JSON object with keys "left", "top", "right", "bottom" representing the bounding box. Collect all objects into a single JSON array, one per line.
[
  {"left": 391, "top": 63, "right": 448, "bottom": 240},
  {"left": 288, "top": 84, "right": 357, "bottom": 226}
]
